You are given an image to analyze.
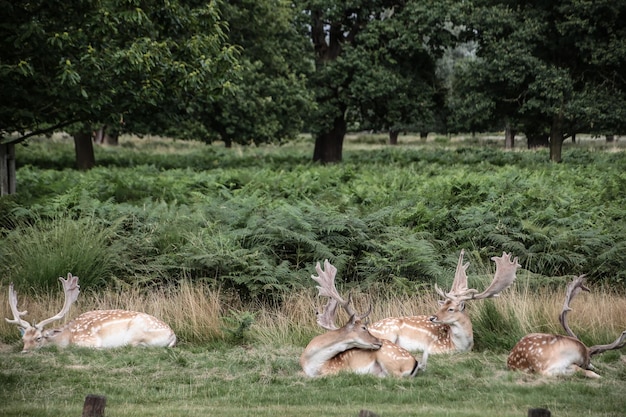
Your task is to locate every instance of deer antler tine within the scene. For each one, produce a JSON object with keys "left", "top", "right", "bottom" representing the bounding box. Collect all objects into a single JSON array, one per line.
[
  {"left": 467, "top": 252, "right": 520, "bottom": 300},
  {"left": 35, "top": 273, "right": 81, "bottom": 329},
  {"left": 448, "top": 249, "right": 470, "bottom": 296},
  {"left": 589, "top": 330, "right": 626, "bottom": 357},
  {"left": 5, "top": 283, "right": 33, "bottom": 330},
  {"left": 559, "top": 275, "right": 589, "bottom": 339},
  {"left": 316, "top": 298, "right": 340, "bottom": 330},
  {"left": 311, "top": 259, "right": 362, "bottom": 328}
]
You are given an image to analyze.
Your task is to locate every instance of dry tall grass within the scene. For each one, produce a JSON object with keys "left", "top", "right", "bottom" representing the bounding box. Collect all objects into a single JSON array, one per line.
[{"left": 2, "top": 277, "right": 625, "bottom": 349}]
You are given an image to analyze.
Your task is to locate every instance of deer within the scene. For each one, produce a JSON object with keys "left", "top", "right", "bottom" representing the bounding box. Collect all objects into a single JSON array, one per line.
[
  {"left": 6, "top": 273, "right": 177, "bottom": 352},
  {"left": 507, "top": 275, "right": 626, "bottom": 378},
  {"left": 300, "top": 260, "right": 427, "bottom": 377},
  {"left": 368, "top": 250, "right": 521, "bottom": 354}
]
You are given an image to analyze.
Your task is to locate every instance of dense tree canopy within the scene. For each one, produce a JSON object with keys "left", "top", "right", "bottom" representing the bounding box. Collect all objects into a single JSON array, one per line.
[
  {"left": 299, "top": 0, "right": 458, "bottom": 162},
  {"left": 2, "top": 0, "right": 625, "bottom": 174},
  {"left": 450, "top": 0, "right": 626, "bottom": 161}
]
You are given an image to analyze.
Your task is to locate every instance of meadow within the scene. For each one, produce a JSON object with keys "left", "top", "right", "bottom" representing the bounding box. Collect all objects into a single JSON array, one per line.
[{"left": 0, "top": 133, "right": 625, "bottom": 416}]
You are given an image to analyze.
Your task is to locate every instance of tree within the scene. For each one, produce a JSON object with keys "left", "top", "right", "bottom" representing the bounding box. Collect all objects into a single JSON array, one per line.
[
  {"left": 348, "top": 4, "right": 453, "bottom": 142},
  {"left": 300, "top": 0, "right": 457, "bottom": 163},
  {"left": 192, "top": 0, "right": 313, "bottom": 148},
  {"left": 0, "top": 0, "right": 237, "bottom": 193},
  {"left": 456, "top": 0, "right": 626, "bottom": 161}
]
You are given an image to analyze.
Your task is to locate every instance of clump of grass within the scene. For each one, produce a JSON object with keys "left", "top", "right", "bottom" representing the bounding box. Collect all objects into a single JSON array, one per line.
[{"left": 0, "top": 214, "right": 125, "bottom": 292}]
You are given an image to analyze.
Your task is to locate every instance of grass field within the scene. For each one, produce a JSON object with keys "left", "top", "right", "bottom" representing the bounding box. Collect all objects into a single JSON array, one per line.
[{"left": 1, "top": 280, "right": 625, "bottom": 417}]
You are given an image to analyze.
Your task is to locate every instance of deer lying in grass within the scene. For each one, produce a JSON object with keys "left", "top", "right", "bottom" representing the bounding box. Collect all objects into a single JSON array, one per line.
[
  {"left": 300, "top": 260, "right": 427, "bottom": 377},
  {"left": 6, "top": 273, "right": 176, "bottom": 352},
  {"left": 507, "top": 275, "right": 626, "bottom": 378},
  {"left": 369, "top": 250, "right": 520, "bottom": 354}
]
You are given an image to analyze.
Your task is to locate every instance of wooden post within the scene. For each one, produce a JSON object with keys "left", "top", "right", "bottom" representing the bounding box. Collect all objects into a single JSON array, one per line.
[
  {"left": 528, "top": 408, "right": 551, "bottom": 417},
  {"left": 82, "top": 394, "right": 106, "bottom": 417}
]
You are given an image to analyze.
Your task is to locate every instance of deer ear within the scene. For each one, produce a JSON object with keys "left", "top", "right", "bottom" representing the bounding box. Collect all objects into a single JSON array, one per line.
[
  {"left": 458, "top": 301, "right": 466, "bottom": 312},
  {"left": 43, "top": 329, "right": 61, "bottom": 338},
  {"left": 438, "top": 300, "right": 445, "bottom": 306},
  {"left": 19, "top": 328, "right": 25, "bottom": 336}
]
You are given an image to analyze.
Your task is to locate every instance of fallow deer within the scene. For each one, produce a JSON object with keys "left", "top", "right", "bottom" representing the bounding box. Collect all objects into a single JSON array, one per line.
[
  {"left": 369, "top": 250, "right": 521, "bottom": 353},
  {"left": 507, "top": 275, "right": 626, "bottom": 378},
  {"left": 6, "top": 273, "right": 176, "bottom": 352},
  {"left": 300, "top": 260, "right": 427, "bottom": 377}
]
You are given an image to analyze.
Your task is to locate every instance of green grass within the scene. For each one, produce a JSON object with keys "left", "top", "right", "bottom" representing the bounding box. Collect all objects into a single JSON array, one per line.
[{"left": 0, "top": 344, "right": 624, "bottom": 417}]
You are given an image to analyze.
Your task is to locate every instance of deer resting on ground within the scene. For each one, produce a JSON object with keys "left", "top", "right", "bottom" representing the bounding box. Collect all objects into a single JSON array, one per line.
[
  {"left": 507, "top": 275, "right": 626, "bottom": 378},
  {"left": 6, "top": 273, "right": 176, "bottom": 352},
  {"left": 300, "top": 260, "right": 427, "bottom": 377},
  {"left": 369, "top": 250, "right": 521, "bottom": 353}
]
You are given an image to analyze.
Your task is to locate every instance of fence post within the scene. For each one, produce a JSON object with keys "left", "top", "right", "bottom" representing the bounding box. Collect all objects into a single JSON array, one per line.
[
  {"left": 528, "top": 408, "right": 551, "bottom": 417},
  {"left": 82, "top": 394, "right": 106, "bottom": 417}
]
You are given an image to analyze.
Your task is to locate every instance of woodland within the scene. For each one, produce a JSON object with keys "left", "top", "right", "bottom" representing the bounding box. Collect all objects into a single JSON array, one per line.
[{"left": 2, "top": 0, "right": 626, "bottom": 195}]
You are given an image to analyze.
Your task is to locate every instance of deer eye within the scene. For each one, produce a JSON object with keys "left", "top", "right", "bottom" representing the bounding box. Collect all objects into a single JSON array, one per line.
[
  {"left": 36, "top": 337, "right": 42, "bottom": 342},
  {"left": 448, "top": 308, "right": 455, "bottom": 312}
]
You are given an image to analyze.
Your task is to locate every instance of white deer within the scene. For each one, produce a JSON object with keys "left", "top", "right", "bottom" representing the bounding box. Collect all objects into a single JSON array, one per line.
[
  {"left": 369, "top": 250, "right": 520, "bottom": 353},
  {"left": 507, "top": 275, "right": 626, "bottom": 378},
  {"left": 300, "top": 260, "right": 427, "bottom": 377},
  {"left": 6, "top": 273, "right": 176, "bottom": 352}
]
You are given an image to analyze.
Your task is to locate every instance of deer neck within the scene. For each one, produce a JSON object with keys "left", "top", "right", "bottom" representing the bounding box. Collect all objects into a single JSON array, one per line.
[
  {"left": 42, "top": 324, "right": 73, "bottom": 348},
  {"left": 300, "top": 332, "right": 353, "bottom": 377},
  {"left": 447, "top": 313, "right": 474, "bottom": 352}
]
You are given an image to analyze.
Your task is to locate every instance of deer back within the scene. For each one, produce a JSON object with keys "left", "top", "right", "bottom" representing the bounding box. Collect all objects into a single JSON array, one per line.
[
  {"left": 30, "top": 310, "right": 176, "bottom": 350},
  {"left": 323, "top": 340, "right": 422, "bottom": 377},
  {"left": 507, "top": 333, "right": 591, "bottom": 377}
]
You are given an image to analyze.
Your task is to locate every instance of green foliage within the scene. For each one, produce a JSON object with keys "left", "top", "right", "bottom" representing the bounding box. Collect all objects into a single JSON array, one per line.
[
  {"left": 3, "top": 137, "right": 626, "bottom": 297},
  {"left": 0, "top": 0, "right": 237, "bottom": 143},
  {"left": 0, "top": 214, "right": 125, "bottom": 292},
  {"left": 472, "top": 301, "right": 524, "bottom": 352},
  {"left": 222, "top": 310, "right": 256, "bottom": 345}
]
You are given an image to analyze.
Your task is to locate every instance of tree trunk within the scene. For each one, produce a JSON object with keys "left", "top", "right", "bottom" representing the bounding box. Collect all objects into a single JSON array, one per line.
[
  {"left": 1, "top": 143, "right": 16, "bottom": 195},
  {"left": 504, "top": 124, "right": 515, "bottom": 149},
  {"left": 419, "top": 131, "right": 428, "bottom": 140},
  {"left": 73, "top": 131, "right": 96, "bottom": 170},
  {"left": 313, "top": 115, "right": 346, "bottom": 163},
  {"left": 606, "top": 134, "right": 614, "bottom": 143},
  {"left": 389, "top": 130, "right": 399, "bottom": 145},
  {"left": 549, "top": 113, "right": 564, "bottom": 163}
]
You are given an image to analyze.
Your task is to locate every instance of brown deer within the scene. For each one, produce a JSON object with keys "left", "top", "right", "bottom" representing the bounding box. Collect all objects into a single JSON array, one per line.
[
  {"left": 369, "top": 250, "right": 521, "bottom": 353},
  {"left": 300, "top": 260, "right": 427, "bottom": 377},
  {"left": 6, "top": 273, "right": 176, "bottom": 352},
  {"left": 507, "top": 275, "right": 626, "bottom": 378}
]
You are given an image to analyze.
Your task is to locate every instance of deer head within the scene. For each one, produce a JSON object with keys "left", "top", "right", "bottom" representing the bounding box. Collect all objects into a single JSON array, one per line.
[
  {"left": 6, "top": 273, "right": 80, "bottom": 352},
  {"left": 429, "top": 250, "right": 521, "bottom": 325}
]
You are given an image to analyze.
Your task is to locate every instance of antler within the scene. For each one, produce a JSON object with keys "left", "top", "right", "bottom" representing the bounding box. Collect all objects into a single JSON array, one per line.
[
  {"left": 436, "top": 251, "right": 520, "bottom": 301},
  {"left": 435, "top": 249, "right": 472, "bottom": 299},
  {"left": 469, "top": 252, "right": 521, "bottom": 300},
  {"left": 34, "top": 273, "right": 81, "bottom": 329},
  {"left": 558, "top": 275, "right": 626, "bottom": 356},
  {"left": 558, "top": 275, "right": 589, "bottom": 339},
  {"left": 589, "top": 330, "right": 626, "bottom": 357},
  {"left": 311, "top": 260, "right": 370, "bottom": 330},
  {"left": 5, "top": 283, "right": 33, "bottom": 330}
]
